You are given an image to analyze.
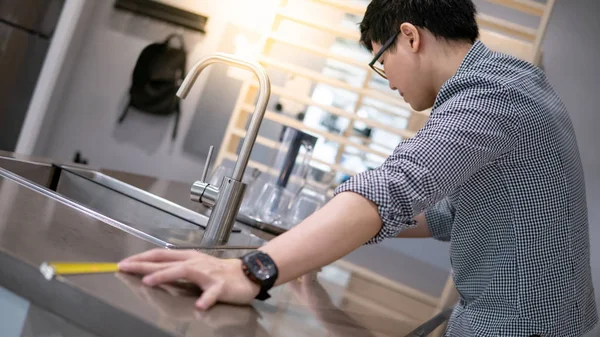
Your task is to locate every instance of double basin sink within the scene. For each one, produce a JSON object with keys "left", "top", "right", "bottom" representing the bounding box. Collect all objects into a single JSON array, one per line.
[{"left": 0, "top": 155, "right": 268, "bottom": 250}]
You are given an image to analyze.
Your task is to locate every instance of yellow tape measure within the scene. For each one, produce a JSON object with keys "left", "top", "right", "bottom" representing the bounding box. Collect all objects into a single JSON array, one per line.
[{"left": 40, "top": 262, "right": 118, "bottom": 280}]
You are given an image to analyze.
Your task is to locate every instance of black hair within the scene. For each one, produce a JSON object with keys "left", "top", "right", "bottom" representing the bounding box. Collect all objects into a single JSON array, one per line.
[{"left": 359, "top": 0, "right": 479, "bottom": 52}]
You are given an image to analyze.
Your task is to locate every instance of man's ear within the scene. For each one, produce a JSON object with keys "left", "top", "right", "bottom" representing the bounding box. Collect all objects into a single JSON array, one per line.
[{"left": 400, "top": 22, "right": 420, "bottom": 52}]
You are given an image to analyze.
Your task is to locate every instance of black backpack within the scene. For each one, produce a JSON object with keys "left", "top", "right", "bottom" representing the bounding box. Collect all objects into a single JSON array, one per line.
[{"left": 118, "top": 34, "right": 187, "bottom": 139}]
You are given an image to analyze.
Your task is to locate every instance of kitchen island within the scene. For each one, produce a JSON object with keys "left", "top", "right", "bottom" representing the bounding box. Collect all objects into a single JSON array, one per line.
[{"left": 0, "top": 151, "right": 453, "bottom": 337}]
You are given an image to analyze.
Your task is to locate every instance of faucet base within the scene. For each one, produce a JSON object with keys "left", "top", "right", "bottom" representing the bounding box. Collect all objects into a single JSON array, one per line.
[{"left": 202, "top": 177, "right": 246, "bottom": 244}]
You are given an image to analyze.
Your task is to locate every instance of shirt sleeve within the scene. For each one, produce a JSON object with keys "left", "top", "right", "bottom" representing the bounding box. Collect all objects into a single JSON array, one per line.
[
  {"left": 334, "top": 86, "right": 520, "bottom": 244},
  {"left": 425, "top": 197, "right": 455, "bottom": 242}
]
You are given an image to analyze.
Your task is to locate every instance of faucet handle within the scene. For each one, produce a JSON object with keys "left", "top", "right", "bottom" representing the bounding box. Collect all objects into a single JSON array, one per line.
[{"left": 201, "top": 145, "right": 215, "bottom": 183}]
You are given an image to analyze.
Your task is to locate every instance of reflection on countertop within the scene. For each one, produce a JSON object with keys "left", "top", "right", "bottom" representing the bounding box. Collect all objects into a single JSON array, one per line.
[{"left": 0, "top": 151, "right": 451, "bottom": 337}]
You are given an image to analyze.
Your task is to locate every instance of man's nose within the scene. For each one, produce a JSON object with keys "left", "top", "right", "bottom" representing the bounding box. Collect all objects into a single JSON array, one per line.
[{"left": 389, "top": 83, "right": 397, "bottom": 90}]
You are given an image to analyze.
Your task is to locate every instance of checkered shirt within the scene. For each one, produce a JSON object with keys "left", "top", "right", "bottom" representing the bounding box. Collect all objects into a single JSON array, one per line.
[{"left": 334, "top": 41, "right": 598, "bottom": 336}]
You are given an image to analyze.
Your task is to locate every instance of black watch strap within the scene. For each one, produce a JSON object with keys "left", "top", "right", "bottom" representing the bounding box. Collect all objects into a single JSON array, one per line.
[{"left": 255, "top": 288, "right": 271, "bottom": 301}]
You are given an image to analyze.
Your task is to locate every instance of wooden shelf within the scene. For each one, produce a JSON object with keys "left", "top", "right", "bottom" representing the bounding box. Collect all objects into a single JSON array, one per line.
[
  {"left": 267, "top": 32, "right": 368, "bottom": 69},
  {"left": 259, "top": 56, "right": 417, "bottom": 113},
  {"left": 240, "top": 103, "right": 392, "bottom": 159},
  {"left": 360, "top": 101, "right": 412, "bottom": 119},
  {"left": 254, "top": 82, "right": 417, "bottom": 139},
  {"left": 313, "top": 0, "right": 539, "bottom": 42},
  {"left": 315, "top": 0, "right": 546, "bottom": 18},
  {"left": 276, "top": 9, "right": 360, "bottom": 40},
  {"left": 487, "top": 0, "right": 546, "bottom": 16},
  {"left": 222, "top": 152, "right": 272, "bottom": 175},
  {"left": 311, "top": 0, "right": 366, "bottom": 16},
  {"left": 479, "top": 29, "right": 533, "bottom": 62},
  {"left": 260, "top": 55, "right": 357, "bottom": 91},
  {"left": 228, "top": 128, "right": 360, "bottom": 177},
  {"left": 223, "top": 149, "right": 358, "bottom": 178},
  {"left": 477, "top": 13, "right": 537, "bottom": 42}
]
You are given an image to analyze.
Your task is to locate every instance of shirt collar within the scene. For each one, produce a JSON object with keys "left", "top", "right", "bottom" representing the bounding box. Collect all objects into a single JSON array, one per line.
[{"left": 432, "top": 41, "right": 492, "bottom": 110}]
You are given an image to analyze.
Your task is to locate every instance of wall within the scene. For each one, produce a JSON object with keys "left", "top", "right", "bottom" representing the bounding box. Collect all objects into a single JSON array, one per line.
[
  {"left": 38, "top": 0, "right": 340, "bottom": 183},
  {"left": 541, "top": 0, "right": 600, "bottom": 311},
  {"left": 37, "top": 0, "right": 231, "bottom": 182}
]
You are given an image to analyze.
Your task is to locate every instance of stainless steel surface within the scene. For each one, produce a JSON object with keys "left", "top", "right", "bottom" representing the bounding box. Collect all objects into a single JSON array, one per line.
[
  {"left": 200, "top": 145, "right": 214, "bottom": 183},
  {"left": 0, "top": 154, "right": 447, "bottom": 337},
  {"left": 201, "top": 178, "right": 246, "bottom": 245},
  {"left": 0, "top": 0, "right": 64, "bottom": 36},
  {"left": 190, "top": 180, "right": 204, "bottom": 203},
  {"left": 190, "top": 180, "right": 218, "bottom": 207},
  {"left": 177, "top": 52, "right": 271, "bottom": 244},
  {"left": 202, "top": 184, "right": 219, "bottom": 207},
  {"left": 0, "top": 166, "right": 167, "bottom": 248},
  {"left": 0, "top": 154, "right": 269, "bottom": 249},
  {"left": 50, "top": 166, "right": 267, "bottom": 249},
  {"left": 236, "top": 212, "right": 287, "bottom": 236},
  {"left": 0, "top": 156, "right": 54, "bottom": 186},
  {"left": 0, "top": 1, "right": 64, "bottom": 151},
  {"left": 0, "top": 24, "right": 49, "bottom": 151},
  {"left": 58, "top": 166, "right": 212, "bottom": 228}
]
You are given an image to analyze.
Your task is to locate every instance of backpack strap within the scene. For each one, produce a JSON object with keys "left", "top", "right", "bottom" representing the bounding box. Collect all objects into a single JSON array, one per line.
[
  {"left": 171, "top": 100, "right": 181, "bottom": 140},
  {"left": 118, "top": 98, "right": 131, "bottom": 124},
  {"left": 170, "top": 34, "right": 186, "bottom": 140}
]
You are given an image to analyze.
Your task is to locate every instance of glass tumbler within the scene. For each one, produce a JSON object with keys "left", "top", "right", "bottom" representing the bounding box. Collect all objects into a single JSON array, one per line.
[{"left": 254, "top": 182, "right": 295, "bottom": 225}]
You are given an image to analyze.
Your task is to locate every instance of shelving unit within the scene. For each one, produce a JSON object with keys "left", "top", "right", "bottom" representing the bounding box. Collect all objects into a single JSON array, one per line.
[
  {"left": 216, "top": 0, "right": 556, "bottom": 181},
  {"left": 214, "top": 1, "right": 556, "bottom": 335}
]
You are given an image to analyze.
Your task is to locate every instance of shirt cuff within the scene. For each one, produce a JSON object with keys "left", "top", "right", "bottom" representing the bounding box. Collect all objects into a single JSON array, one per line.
[
  {"left": 333, "top": 169, "right": 417, "bottom": 244},
  {"left": 424, "top": 198, "right": 454, "bottom": 242}
]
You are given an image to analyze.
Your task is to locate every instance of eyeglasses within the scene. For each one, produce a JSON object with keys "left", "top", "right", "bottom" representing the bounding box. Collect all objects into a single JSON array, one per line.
[{"left": 368, "top": 30, "right": 400, "bottom": 79}]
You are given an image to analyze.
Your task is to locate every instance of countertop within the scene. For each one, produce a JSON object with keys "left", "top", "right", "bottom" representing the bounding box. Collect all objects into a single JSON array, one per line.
[{"left": 0, "top": 151, "right": 450, "bottom": 337}]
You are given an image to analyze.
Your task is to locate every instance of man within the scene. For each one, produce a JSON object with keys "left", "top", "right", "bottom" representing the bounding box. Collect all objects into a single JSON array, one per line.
[{"left": 118, "top": 0, "right": 599, "bottom": 335}]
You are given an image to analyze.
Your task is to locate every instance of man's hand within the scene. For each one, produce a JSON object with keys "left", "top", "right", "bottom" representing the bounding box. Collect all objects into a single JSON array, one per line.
[
  {"left": 119, "top": 192, "right": 383, "bottom": 311},
  {"left": 118, "top": 249, "right": 260, "bottom": 310}
]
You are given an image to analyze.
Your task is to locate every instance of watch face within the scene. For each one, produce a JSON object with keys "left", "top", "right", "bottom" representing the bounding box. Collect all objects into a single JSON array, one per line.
[{"left": 246, "top": 252, "right": 276, "bottom": 282}]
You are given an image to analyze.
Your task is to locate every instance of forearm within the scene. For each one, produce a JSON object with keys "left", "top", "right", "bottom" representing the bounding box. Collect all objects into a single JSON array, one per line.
[
  {"left": 396, "top": 213, "right": 432, "bottom": 238},
  {"left": 259, "top": 192, "right": 382, "bottom": 286}
]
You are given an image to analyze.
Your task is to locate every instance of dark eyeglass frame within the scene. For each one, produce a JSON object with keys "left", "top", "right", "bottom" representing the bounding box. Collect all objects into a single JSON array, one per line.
[{"left": 368, "top": 30, "right": 401, "bottom": 79}]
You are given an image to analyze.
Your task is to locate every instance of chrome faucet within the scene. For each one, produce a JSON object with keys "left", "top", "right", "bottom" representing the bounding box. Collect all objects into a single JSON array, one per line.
[{"left": 176, "top": 53, "right": 271, "bottom": 244}]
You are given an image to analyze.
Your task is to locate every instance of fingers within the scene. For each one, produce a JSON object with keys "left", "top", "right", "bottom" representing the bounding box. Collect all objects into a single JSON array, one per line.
[
  {"left": 196, "top": 283, "right": 223, "bottom": 311},
  {"left": 118, "top": 261, "right": 179, "bottom": 275},
  {"left": 120, "top": 249, "right": 199, "bottom": 263},
  {"left": 142, "top": 264, "right": 212, "bottom": 288},
  {"left": 142, "top": 264, "right": 224, "bottom": 310}
]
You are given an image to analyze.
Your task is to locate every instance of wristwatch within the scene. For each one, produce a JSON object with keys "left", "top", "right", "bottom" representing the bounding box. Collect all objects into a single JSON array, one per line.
[{"left": 239, "top": 251, "right": 279, "bottom": 301}]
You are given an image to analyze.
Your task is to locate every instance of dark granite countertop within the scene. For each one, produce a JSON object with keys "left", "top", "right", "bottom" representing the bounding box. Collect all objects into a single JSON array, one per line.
[{"left": 0, "top": 151, "right": 449, "bottom": 337}]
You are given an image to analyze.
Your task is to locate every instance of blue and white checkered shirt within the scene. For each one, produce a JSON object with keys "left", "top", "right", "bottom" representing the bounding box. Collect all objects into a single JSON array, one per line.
[{"left": 334, "top": 41, "right": 598, "bottom": 336}]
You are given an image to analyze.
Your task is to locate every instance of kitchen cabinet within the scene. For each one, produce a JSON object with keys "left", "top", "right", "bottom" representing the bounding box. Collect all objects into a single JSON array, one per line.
[{"left": 0, "top": 0, "right": 64, "bottom": 151}]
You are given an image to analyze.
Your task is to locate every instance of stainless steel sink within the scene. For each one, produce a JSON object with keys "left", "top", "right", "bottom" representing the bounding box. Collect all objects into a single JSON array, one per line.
[
  {"left": 0, "top": 156, "right": 55, "bottom": 187},
  {"left": 0, "top": 157, "right": 267, "bottom": 249},
  {"left": 52, "top": 165, "right": 268, "bottom": 249}
]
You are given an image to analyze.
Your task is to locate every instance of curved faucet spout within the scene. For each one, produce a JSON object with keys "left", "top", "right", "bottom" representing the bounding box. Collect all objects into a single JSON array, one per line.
[
  {"left": 177, "top": 53, "right": 271, "bottom": 244},
  {"left": 177, "top": 53, "right": 271, "bottom": 182}
]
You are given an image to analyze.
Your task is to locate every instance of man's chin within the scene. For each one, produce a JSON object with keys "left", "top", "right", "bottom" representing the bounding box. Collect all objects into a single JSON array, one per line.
[{"left": 407, "top": 99, "right": 434, "bottom": 112}]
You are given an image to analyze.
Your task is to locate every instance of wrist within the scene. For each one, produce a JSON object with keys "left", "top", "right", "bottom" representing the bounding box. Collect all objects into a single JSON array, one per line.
[{"left": 225, "top": 258, "right": 261, "bottom": 297}]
